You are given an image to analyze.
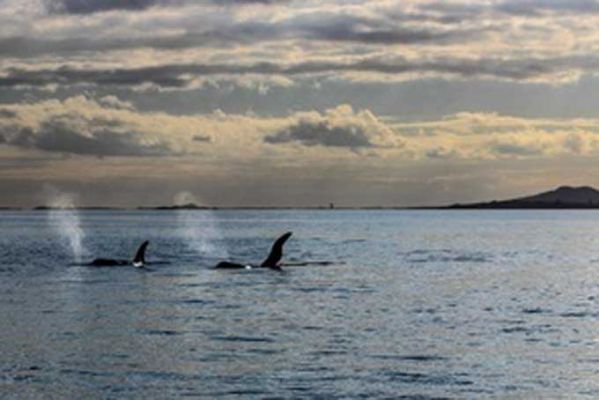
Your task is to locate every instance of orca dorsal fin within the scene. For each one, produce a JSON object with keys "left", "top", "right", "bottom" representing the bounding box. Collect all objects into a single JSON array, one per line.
[
  {"left": 133, "top": 241, "right": 149, "bottom": 267},
  {"left": 260, "top": 232, "right": 292, "bottom": 268}
]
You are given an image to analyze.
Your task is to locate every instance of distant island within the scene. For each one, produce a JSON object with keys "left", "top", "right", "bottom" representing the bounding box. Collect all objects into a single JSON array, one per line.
[
  {"left": 137, "top": 203, "right": 212, "bottom": 210},
  {"left": 444, "top": 186, "right": 599, "bottom": 209}
]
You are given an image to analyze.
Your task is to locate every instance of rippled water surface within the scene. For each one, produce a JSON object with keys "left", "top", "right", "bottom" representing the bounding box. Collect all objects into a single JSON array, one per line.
[{"left": 1, "top": 210, "right": 598, "bottom": 399}]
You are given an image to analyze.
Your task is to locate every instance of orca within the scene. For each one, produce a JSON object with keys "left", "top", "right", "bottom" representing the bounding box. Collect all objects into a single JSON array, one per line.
[
  {"left": 215, "top": 232, "right": 292, "bottom": 271},
  {"left": 87, "top": 241, "right": 149, "bottom": 267}
]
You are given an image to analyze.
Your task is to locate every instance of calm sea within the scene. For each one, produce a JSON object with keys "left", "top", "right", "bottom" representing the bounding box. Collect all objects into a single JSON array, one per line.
[{"left": 1, "top": 210, "right": 598, "bottom": 399}]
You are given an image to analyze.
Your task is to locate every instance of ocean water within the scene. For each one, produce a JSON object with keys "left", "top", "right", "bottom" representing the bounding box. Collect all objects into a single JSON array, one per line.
[{"left": 0, "top": 210, "right": 598, "bottom": 399}]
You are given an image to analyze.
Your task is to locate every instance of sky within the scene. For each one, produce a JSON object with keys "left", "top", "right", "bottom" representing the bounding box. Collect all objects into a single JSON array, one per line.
[{"left": 1, "top": 0, "right": 599, "bottom": 207}]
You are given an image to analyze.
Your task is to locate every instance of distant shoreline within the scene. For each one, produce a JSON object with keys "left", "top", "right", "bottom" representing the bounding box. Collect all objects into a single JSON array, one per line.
[
  {"left": 3, "top": 205, "right": 599, "bottom": 211},
  {"left": 3, "top": 185, "right": 599, "bottom": 211}
]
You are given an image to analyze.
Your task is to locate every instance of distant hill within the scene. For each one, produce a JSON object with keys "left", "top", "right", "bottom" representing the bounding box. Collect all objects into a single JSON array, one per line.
[
  {"left": 137, "top": 203, "right": 212, "bottom": 210},
  {"left": 447, "top": 186, "right": 599, "bottom": 209}
]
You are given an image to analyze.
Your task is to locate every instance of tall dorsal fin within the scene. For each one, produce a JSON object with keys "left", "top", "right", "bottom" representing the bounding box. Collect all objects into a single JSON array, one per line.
[
  {"left": 260, "top": 232, "right": 292, "bottom": 268},
  {"left": 133, "top": 241, "right": 149, "bottom": 266}
]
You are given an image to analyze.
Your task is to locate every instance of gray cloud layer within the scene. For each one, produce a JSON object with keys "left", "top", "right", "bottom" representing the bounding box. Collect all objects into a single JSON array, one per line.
[
  {"left": 0, "top": 15, "right": 473, "bottom": 58},
  {"left": 45, "top": 0, "right": 163, "bottom": 14},
  {"left": 0, "top": 113, "right": 176, "bottom": 156},
  {"left": 2, "top": 54, "right": 597, "bottom": 89},
  {"left": 265, "top": 121, "right": 374, "bottom": 149},
  {"left": 45, "top": 0, "right": 287, "bottom": 14}
]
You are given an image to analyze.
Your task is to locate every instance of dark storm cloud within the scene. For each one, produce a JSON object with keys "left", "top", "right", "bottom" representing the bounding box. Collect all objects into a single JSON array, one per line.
[
  {"left": 278, "top": 13, "right": 474, "bottom": 45},
  {"left": 1, "top": 54, "right": 597, "bottom": 88},
  {"left": 490, "top": 142, "right": 543, "bottom": 156},
  {"left": 0, "top": 12, "right": 477, "bottom": 59},
  {"left": 45, "top": 0, "right": 164, "bottom": 14},
  {"left": 0, "top": 116, "right": 174, "bottom": 156},
  {"left": 0, "top": 109, "right": 17, "bottom": 118},
  {"left": 264, "top": 121, "right": 374, "bottom": 149},
  {"left": 192, "top": 134, "right": 211, "bottom": 142},
  {"left": 45, "top": 0, "right": 288, "bottom": 14}
]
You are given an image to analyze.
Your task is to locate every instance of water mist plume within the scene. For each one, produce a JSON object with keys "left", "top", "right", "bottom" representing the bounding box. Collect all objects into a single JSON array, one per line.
[
  {"left": 175, "top": 191, "right": 228, "bottom": 259},
  {"left": 45, "top": 187, "right": 87, "bottom": 261}
]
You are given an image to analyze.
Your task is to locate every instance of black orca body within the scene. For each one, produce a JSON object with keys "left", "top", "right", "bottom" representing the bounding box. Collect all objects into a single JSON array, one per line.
[
  {"left": 215, "top": 232, "right": 292, "bottom": 271},
  {"left": 87, "top": 241, "right": 149, "bottom": 268}
]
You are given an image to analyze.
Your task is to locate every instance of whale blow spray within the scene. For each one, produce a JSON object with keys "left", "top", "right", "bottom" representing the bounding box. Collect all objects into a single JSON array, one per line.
[
  {"left": 175, "top": 191, "right": 228, "bottom": 259},
  {"left": 46, "top": 188, "right": 86, "bottom": 261}
]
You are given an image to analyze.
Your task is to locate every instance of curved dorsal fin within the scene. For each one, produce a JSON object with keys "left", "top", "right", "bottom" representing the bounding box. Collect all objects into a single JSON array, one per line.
[
  {"left": 260, "top": 232, "right": 292, "bottom": 268},
  {"left": 133, "top": 241, "right": 149, "bottom": 266}
]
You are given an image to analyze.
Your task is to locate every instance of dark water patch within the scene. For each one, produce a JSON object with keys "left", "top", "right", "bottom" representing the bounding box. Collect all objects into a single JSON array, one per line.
[
  {"left": 102, "top": 353, "right": 130, "bottom": 361},
  {"left": 522, "top": 307, "right": 552, "bottom": 314},
  {"left": 59, "top": 278, "right": 113, "bottom": 285},
  {"left": 246, "top": 348, "right": 283, "bottom": 355},
  {"left": 496, "top": 319, "right": 525, "bottom": 325},
  {"left": 342, "top": 239, "right": 367, "bottom": 244},
  {"left": 285, "top": 385, "right": 312, "bottom": 392},
  {"left": 125, "top": 370, "right": 200, "bottom": 382},
  {"left": 197, "top": 389, "right": 270, "bottom": 396},
  {"left": 140, "top": 329, "right": 183, "bottom": 336},
  {"left": 210, "top": 335, "right": 275, "bottom": 343},
  {"left": 212, "top": 303, "right": 243, "bottom": 310},
  {"left": 302, "top": 325, "right": 323, "bottom": 331},
  {"left": 177, "top": 283, "right": 210, "bottom": 288},
  {"left": 60, "top": 368, "right": 113, "bottom": 378},
  {"left": 412, "top": 307, "right": 439, "bottom": 314},
  {"left": 296, "top": 365, "right": 330, "bottom": 373},
  {"left": 309, "top": 350, "right": 348, "bottom": 356},
  {"left": 560, "top": 311, "right": 595, "bottom": 318},
  {"left": 331, "top": 286, "right": 375, "bottom": 295},
  {"left": 371, "top": 355, "right": 448, "bottom": 362},
  {"left": 180, "top": 299, "right": 215, "bottom": 305},
  {"left": 293, "top": 286, "right": 330, "bottom": 294},
  {"left": 525, "top": 338, "right": 543, "bottom": 343},
  {"left": 501, "top": 326, "right": 531, "bottom": 334},
  {"left": 383, "top": 370, "right": 474, "bottom": 386},
  {"left": 156, "top": 272, "right": 197, "bottom": 278}
]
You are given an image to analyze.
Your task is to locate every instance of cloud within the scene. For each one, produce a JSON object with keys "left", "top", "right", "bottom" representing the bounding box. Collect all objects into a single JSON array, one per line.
[
  {"left": 3, "top": 97, "right": 599, "bottom": 163},
  {"left": 265, "top": 121, "right": 374, "bottom": 149},
  {"left": 496, "top": 0, "right": 599, "bottom": 15},
  {"left": 0, "top": 96, "right": 202, "bottom": 157},
  {"left": 45, "top": 0, "right": 164, "bottom": 14},
  {"left": 192, "top": 134, "right": 211, "bottom": 142},
  {"left": 45, "top": 0, "right": 288, "bottom": 14},
  {"left": 2, "top": 53, "right": 597, "bottom": 90},
  {"left": 391, "top": 112, "right": 599, "bottom": 160},
  {"left": 0, "top": 109, "right": 17, "bottom": 118},
  {"left": 0, "top": 13, "right": 476, "bottom": 58},
  {"left": 265, "top": 105, "right": 401, "bottom": 150},
  {"left": 0, "top": 98, "right": 404, "bottom": 159},
  {"left": 0, "top": 115, "right": 174, "bottom": 157},
  {"left": 489, "top": 141, "right": 545, "bottom": 157},
  {"left": 0, "top": 0, "right": 596, "bottom": 92}
]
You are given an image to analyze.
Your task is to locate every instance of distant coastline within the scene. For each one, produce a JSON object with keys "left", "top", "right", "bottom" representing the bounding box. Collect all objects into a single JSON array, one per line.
[
  {"left": 437, "top": 186, "right": 599, "bottom": 210},
  {"left": 3, "top": 186, "right": 599, "bottom": 210}
]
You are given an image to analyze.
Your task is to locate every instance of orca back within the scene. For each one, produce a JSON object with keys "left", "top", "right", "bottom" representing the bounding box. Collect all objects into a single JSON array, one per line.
[
  {"left": 89, "top": 258, "right": 127, "bottom": 267},
  {"left": 214, "top": 261, "right": 248, "bottom": 269}
]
